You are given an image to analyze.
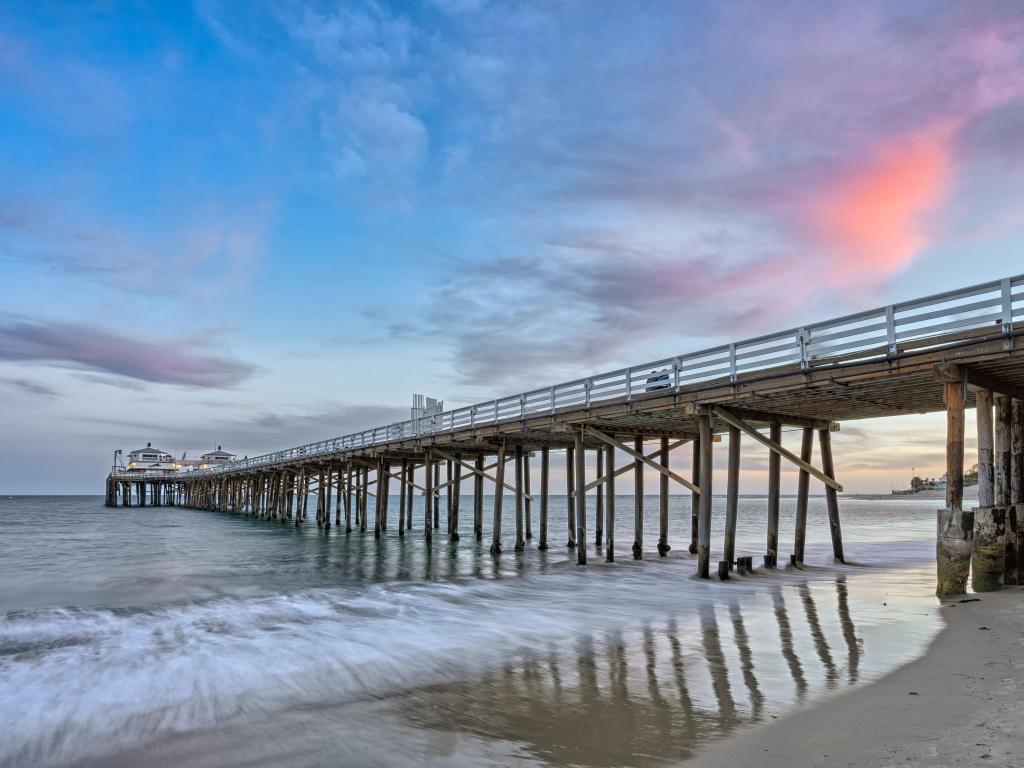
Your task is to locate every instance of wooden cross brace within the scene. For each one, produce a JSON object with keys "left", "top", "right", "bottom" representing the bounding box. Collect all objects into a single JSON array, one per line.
[
  {"left": 585, "top": 427, "right": 700, "bottom": 494},
  {"left": 432, "top": 448, "right": 532, "bottom": 501},
  {"left": 712, "top": 406, "right": 843, "bottom": 492},
  {"left": 572, "top": 439, "right": 690, "bottom": 495}
]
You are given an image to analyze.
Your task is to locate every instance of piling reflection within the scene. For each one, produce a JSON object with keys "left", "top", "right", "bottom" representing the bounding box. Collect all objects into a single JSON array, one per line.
[
  {"left": 772, "top": 585, "right": 807, "bottom": 701},
  {"left": 395, "top": 576, "right": 862, "bottom": 767}
]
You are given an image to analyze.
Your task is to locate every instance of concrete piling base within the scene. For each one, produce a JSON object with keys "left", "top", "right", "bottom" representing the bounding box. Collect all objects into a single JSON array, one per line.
[
  {"left": 936, "top": 507, "right": 973, "bottom": 597},
  {"left": 971, "top": 506, "right": 1005, "bottom": 593}
]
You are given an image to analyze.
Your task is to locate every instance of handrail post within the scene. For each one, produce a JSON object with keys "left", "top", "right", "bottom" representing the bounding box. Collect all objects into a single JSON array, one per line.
[
  {"left": 625, "top": 368, "right": 632, "bottom": 402},
  {"left": 550, "top": 386, "right": 556, "bottom": 413},
  {"left": 1001, "top": 277, "right": 1013, "bottom": 333},
  {"left": 798, "top": 327, "right": 809, "bottom": 371},
  {"left": 673, "top": 357, "right": 681, "bottom": 391},
  {"left": 885, "top": 305, "right": 897, "bottom": 355},
  {"left": 728, "top": 343, "right": 737, "bottom": 382},
  {"left": 585, "top": 378, "right": 592, "bottom": 407}
]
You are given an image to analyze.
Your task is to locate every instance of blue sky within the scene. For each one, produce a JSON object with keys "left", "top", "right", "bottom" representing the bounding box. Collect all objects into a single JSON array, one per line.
[{"left": 2, "top": 1, "right": 1023, "bottom": 493}]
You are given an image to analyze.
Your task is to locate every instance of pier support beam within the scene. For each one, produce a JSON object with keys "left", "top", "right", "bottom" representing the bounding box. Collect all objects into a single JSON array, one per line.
[
  {"left": 972, "top": 390, "right": 1009, "bottom": 592},
  {"left": 515, "top": 445, "right": 525, "bottom": 552},
  {"left": 424, "top": 451, "right": 433, "bottom": 543},
  {"left": 723, "top": 425, "right": 740, "bottom": 572},
  {"left": 593, "top": 448, "right": 603, "bottom": 547},
  {"left": 793, "top": 427, "right": 814, "bottom": 565},
  {"left": 766, "top": 423, "right": 781, "bottom": 568},
  {"left": 575, "top": 430, "right": 587, "bottom": 565},
  {"left": 690, "top": 436, "right": 700, "bottom": 554},
  {"left": 524, "top": 453, "right": 532, "bottom": 541},
  {"left": 474, "top": 455, "right": 484, "bottom": 541},
  {"left": 937, "top": 379, "right": 971, "bottom": 596},
  {"left": 450, "top": 455, "right": 461, "bottom": 542},
  {"left": 658, "top": 437, "right": 670, "bottom": 557},
  {"left": 605, "top": 446, "right": 615, "bottom": 562},
  {"left": 490, "top": 444, "right": 506, "bottom": 555},
  {"left": 697, "top": 410, "right": 714, "bottom": 578},
  {"left": 633, "top": 435, "right": 643, "bottom": 560},
  {"left": 398, "top": 460, "right": 407, "bottom": 536},
  {"left": 538, "top": 447, "right": 549, "bottom": 551},
  {"left": 1009, "top": 399, "right": 1024, "bottom": 585},
  {"left": 565, "top": 445, "right": 576, "bottom": 548},
  {"left": 819, "top": 428, "right": 845, "bottom": 562}
]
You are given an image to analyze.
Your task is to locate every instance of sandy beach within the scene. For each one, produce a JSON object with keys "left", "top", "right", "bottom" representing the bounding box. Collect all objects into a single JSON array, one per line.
[{"left": 695, "top": 588, "right": 1024, "bottom": 767}]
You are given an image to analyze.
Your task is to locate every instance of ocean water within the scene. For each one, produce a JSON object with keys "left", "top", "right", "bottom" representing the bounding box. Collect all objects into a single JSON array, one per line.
[{"left": 0, "top": 494, "right": 943, "bottom": 767}]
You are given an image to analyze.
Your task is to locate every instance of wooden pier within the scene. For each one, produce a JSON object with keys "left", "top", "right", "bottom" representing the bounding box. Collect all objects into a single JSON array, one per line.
[{"left": 107, "top": 275, "right": 1024, "bottom": 593}]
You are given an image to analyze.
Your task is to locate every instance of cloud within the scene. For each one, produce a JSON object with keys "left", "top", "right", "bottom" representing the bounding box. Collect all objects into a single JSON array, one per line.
[
  {"left": 78, "top": 403, "right": 409, "bottom": 458},
  {"left": 0, "top": 318, "right": 255, "bottom": 388},
  {"left": 0, "top": 196, "right": 270, "bottom": 298},
  {"left": 0, "top": 377, "right": 59, "bottom": 398},
  {"left": 805, "top": 122, "right": 958, "bottom": 289}
]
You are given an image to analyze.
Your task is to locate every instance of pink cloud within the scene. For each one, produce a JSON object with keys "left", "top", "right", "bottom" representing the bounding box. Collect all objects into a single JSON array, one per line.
[
  {"left": 807, "top": 122, "right": 958, "bottom": 287},
  {"left": 0, "top": 318, "right": 254, "bottom": 388}
]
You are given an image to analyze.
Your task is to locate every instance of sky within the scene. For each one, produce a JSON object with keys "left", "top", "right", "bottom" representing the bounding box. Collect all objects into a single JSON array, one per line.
[{"left": 1, "top": 0, "right": 1023, "bottom": 494}]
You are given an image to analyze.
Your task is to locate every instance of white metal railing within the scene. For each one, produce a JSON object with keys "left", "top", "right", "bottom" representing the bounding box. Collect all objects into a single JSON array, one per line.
[{"left": 114, "top": 273, "right": 1024, "bottom": 482}]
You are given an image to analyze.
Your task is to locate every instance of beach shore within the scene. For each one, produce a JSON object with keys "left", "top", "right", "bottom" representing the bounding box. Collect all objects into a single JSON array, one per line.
[{"left": 693, "top": 587, "right": 1024, "bottom": 767}]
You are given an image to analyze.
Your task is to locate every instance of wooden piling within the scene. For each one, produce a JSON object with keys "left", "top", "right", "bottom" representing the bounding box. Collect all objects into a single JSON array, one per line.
[
  {"left": 793, "top": 427, "right": 814, "bottom": 565},
  {"left": 445, "top": 459, "right": 453, "bottom": 535},
  {"left": 381, "top": 462, "right": 390, "bottom": 531},
  {"left": 977, "top": 388, "right": 994, "bottom": 506},
  {"left": 633, "top": 436, "right": 643, "bottom": 560},
  {"left": 605, "top": 446, "right": 615, "bottom": 562},
  {"left": 565, "top": 445, "right": 577, "bottom": 548},
  {"left": 658, "top": 437, "right": 670, "bottom": 557},
  {"left": 451, "top": 454, "right": 462, "bottom": 542},
  {"left": 374, "top": 459, "right": 384, "bottom": 539},
  {"left": 973, "top": 392, "right": 1010, "bottom": 591},
  {"left": 697, "top": 410, "right": 713, "bottom": 578},
  {"left": 490, "top": 444, "right": 506, "bottom": 554},
  {"left": 1010, "top": 399, "right": 1024, "bottom": 585},
  {"left": 399, "top": 459, "right": 407, "bottom": 536},
  {"left": 995, "top": 394, "right": 1012, "bottom": 506},
  {"left": 765, "top": 422, "right": 781, "bottom": 567},
  {"left": 424, "top": 451, "right": 433, "bottom": 543},
  {"left": 818, "top": 428, "right": 845, "bottom": 563},
  {"left": 433, "top": 460, "right": 440, "bottom": 530},
  {"left": 595, "top": 447, "right": 604, "bottom": 547},
  {"left": 575, "top": 430, "right": 587, "bottom": 565},
  {"left": 474, "top": 455, "right": 484, "bottom": 541},
  {"left": 405, "top": 462, "right": 415, "bottom": 531},
  {"left": 723, "top": 425, "right": 740, "bottom": 570},
  {"left": 689, "top": 437, "right": 699, "bottom": 553},
  {"left": 524, "top": 452, "right": 532, "bottom": 541},
  {"left": 515, "top": 445, "right": 525, "bottom": 552},
  {"left": 539, "top": 446, "right": 549, "bottom": 551}
]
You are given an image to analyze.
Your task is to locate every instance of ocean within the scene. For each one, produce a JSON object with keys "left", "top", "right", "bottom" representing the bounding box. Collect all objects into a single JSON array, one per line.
[{"left": 0, "top": 494, "right": 943, "bottom": 767}]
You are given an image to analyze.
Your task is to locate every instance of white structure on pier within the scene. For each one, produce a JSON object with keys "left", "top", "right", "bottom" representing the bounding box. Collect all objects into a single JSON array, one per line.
[
  {"left": 198, "top": 447, "right": 236, "bottom": 468},
  {"left": 127, "top": 442, "right": 176, "bottom": 474}
]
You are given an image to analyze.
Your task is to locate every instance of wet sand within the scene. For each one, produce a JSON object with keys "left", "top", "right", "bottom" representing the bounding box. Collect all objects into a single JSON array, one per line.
[{"left": 695, "top": 588, "right": 1024, "bottom": 767}]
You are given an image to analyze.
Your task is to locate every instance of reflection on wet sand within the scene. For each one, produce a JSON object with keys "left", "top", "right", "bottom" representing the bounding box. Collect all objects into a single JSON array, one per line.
[
  {"left": 773, "top": 586, "right": 808, "bottom": 701},
  {"left": 394, "top": 577, "right": 862, "bottom": 768},
  {"left": 836, "top": 575, "right": 862, "bottom": 683}
]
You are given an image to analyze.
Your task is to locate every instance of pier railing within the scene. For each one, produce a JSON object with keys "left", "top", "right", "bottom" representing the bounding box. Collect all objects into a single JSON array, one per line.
[{"left": 120, "top": 274, "right": 1024, "bottom": 481}]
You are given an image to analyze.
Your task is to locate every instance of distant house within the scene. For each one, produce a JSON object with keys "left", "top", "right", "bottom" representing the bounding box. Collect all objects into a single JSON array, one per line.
[
  {"left": 127, "top": 442, "right": 177, "bottom": 474},
  {"left": 198, "top": 446, "right": 236, "bottom": 468}
]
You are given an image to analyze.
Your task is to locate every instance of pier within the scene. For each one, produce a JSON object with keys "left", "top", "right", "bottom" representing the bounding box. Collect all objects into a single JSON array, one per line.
[{"left": 107, "top": 274, "right": 1024, "bottom": 593}]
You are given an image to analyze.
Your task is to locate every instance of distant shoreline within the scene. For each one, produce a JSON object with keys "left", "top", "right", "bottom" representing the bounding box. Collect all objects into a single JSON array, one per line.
[{"left": 844, "top": 485, "right": 979, "bottom": 501}]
